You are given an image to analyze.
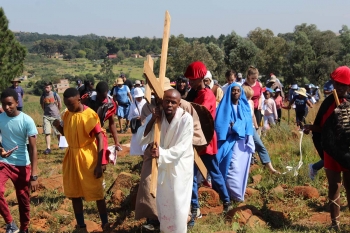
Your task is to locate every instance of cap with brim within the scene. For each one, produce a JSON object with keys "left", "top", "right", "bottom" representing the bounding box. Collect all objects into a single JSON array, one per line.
[
  {"left": 133, "top": 87, "right": 144, "bottom": 98},
  {"left": 275, "top": 88, "right": 281, "bottom": 92},
  {"left": 268, "top": 77, "right": 277, "bottom": 83},
  {"left": 116, "top": 78, "right": 124, "bottom": 85},
  {"left": 331, "top": 66, "right": 350, "bottom": 85},
  {"left": 295, "top": 88, "right": 308, "bottom": 97},
  {"left": 11, "top": 78, "right": 21, "bottom": 83},
  {"left": 265, "top": 87, "right": 275, "bottom": 93},
  {"left": 135, "top": 80, "right": 141, "bottom": 85}
]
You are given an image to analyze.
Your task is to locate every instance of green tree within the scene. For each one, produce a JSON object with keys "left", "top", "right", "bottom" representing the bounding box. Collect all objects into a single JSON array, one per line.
[
  {"left": 338, "top": 25, "right": 350, "bottom": 66},
  {"left": 167, "top": 40, "right": 216, "bottom": 79},
  {"left": 100, "top": 58, "right": 115, "bottom": 85},
  {"left": 0, "top": 8, "right": 27, "bottom": 90},
  {"left": 206, "top": 42, "right": 226, "bottom": 82},
  {"left": 39, "top": 39, "right": 57, "bottom": 57},
  {"left": 223, "top": 32, "right": 259, "bottom": 73},
  {"left": 77, "top": 50, "right": 86, "bottom": 58},
  {"left": 283, "top": 31, "right": 315, "bottom": 84},
  {"left": 248, "top": 28, "right": 288, "bottom": 78}
]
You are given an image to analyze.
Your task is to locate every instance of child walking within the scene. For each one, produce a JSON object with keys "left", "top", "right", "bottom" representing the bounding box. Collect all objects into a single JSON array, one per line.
[
  {"left": 53, "top": 88, "right": 109, "bottom": 231},
  {"left": 274, "top": 88, "right": 283, "bottom": 124},
  {"left": 263, "top": 89, "right": 278, "bottom": 131},
  {"left": 285, "top": 88, "right": 313, "bottom": 130}
]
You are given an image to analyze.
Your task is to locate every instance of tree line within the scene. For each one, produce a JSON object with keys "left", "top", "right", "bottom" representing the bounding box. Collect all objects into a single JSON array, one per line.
[{"left": 15, "top": 24, "right": 350, "bottom": 86}]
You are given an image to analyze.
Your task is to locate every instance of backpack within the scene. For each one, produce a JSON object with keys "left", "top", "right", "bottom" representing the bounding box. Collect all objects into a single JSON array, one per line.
[{"left": 41, "top": 91, "right": 59, "bottom": 105}]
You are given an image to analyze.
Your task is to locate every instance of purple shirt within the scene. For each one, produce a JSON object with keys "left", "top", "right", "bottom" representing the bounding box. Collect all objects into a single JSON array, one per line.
[{"left": 10, "top": 85, "right": 24, "bottom": 107}]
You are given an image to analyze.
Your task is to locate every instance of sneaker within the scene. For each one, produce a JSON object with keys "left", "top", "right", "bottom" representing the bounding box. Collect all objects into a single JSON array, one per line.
[
  {"left": 308, "top": 163, "right": 318, "bottom": 181},
  {"left": 223, "top": 202, "right": 233, "bottom": 215},
  {"left": 142, "top": 224, "right": 155, "bottom": 231},
  {"left": 43, "top": 148, "right": 51, "bottom": 155},
  {"left": 196, "top": 208, "right": 202, "bottom": 219},
  {"left": 187, "top": 208, "right": 197, "bottom": 228},
  {"left": 6, "top": 221, "right": 19, "bottom": 233}
]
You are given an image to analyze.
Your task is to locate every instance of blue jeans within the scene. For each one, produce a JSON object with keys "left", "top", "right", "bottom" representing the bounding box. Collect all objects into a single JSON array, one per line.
[
  {"left": 312, "top": 160, "right": 324, "bottom": 171},
  {"left": 253, "top": 129, "right": 271, "bottom": 164},
  {"left": 191, "top": 154, "right": 230, "bottom": 209}
]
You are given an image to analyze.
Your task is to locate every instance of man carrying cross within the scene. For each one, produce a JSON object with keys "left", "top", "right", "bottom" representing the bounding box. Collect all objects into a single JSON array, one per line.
[{"left": 136, "top": 89, "right": 194, "bottom": 233}]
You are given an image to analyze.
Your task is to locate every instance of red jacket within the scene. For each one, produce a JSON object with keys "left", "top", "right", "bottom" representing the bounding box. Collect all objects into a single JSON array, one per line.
[{"left": 194, "top": 88, "right": 217, "bottom": 155}]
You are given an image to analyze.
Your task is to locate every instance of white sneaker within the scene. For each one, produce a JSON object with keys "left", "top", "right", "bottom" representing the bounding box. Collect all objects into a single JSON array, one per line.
[
  {"left": 308, "top": 163, "right": 317, "bottom": 181},
  {"left": 196, "top": 208, "right": 202, "bottom": 218}
]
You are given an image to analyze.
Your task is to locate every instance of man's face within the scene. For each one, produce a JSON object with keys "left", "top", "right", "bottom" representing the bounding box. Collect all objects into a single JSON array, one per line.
[
  {"left": 162, "top": 92, "right": 180, "bottom": 117},
  {"left": 1, "top": 96, "right": 18, "bottom": 117},
  {"left": 333, "top": 81, "right": 350, "bottom": 97},
  {"left": 64, "top": 96, "right": 81, "bottom": 112},
  {"left": 189, "top": 78, "right": 202, "bottom": 91},
  {"left": 203, "top": 78, "right": 211, "bottom": 87},
  {"left": 226, "top": 75, "right": 236, "bottom": 84},
  {"left": 12, "top": 81, "right": 19, "bottom": 87},
  {"left": 44, "top": 85, "right": 52, "bottom": 93},
  {"left": 96, "top": 91, "right": 107, "bottom": 102}
]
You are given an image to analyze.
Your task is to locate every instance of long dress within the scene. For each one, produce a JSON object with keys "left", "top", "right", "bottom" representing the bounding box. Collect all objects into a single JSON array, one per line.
[
  {"left": 62, "top": 107, "right": 104, "bottom": 201},
  {"left": 136, "top": 108, "right": 194, "bottom": 233},
  {"left": 128, "top": 99, "right": 147, "bottom": 155}
]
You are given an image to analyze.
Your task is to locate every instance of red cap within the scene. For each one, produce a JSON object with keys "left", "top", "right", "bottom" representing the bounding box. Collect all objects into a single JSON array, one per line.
[
  {"left": 184, "top": 61, "right": 207, "bottom": 80},
  {"left": 331, "top": 66, "right": 350, "bottom": 85}
]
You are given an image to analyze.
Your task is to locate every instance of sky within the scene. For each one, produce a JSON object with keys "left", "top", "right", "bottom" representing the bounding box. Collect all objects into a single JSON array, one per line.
[{"left": 2, "top": 0, "right": 350, "bottom": 38}]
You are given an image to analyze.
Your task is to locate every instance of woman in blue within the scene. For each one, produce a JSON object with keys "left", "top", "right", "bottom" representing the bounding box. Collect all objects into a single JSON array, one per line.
[
  {"left": 113, "top": 78, "right": 133, "bottom": 133},
  {"left": 285, "top": 88, "right": 313, "bottom": 130},
  {"left": 216, "top": 83, "right": 255, "bottom": 202}
]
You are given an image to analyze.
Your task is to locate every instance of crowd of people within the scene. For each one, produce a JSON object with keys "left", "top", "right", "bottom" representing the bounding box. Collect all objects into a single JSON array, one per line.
[{"left": 0, "top": 61, "right": 349, "bottom": 232}]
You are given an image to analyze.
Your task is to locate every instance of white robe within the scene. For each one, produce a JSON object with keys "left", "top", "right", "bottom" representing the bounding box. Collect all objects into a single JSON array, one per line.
[
  {"left": 128, "top": 99, "right": 147, "bottom": 155},
  {"left": 136, "top": 108, "right": 194, "bottom": 233}
]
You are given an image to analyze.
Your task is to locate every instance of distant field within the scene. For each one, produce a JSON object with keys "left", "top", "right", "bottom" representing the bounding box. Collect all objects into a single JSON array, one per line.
[{"left": 23, "top": 55, "right": 148, "bottom": 82}]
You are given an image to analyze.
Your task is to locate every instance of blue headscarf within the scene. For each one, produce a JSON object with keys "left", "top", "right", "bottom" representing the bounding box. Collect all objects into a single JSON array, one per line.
[{"left": 215, "top": 83, "right": 254, "bottom": 178}]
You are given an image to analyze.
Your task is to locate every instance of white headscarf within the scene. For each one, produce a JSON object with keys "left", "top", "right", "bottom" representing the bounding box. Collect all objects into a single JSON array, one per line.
[{"left": 204, "top": 71, "right": 214, "bottom": 89}]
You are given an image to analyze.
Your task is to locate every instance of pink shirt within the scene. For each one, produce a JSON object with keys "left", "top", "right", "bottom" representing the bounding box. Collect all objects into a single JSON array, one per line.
[
  {"left": 274, "top": 96, "right": 283, "bottom": 109},
  {"left": 264, "top": 98, "right": 278, "bottom": 119}
]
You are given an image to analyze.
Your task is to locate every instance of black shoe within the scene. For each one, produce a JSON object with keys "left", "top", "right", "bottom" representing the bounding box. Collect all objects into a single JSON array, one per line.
[
  {"left": 187, "top": 208, "right": 197, "bottom": 228},
  {"left": 223, "top": 202, "right": 232, "bottom": 215}
]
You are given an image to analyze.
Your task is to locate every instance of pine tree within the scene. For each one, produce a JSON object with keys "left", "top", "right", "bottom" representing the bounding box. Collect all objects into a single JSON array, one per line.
[{"left": 0, "top": 7, "right": 26, "bottom": 90}]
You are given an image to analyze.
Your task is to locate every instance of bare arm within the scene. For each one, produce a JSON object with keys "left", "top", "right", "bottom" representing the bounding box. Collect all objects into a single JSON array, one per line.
[
  {"left": 28, "top": 135, "right": 38, "bottom": 192},
  {"left": 53, "top": 119, "right": 64, "bottom": 135},
  {"left": 128, "top": 92, "right": 133, "bottom": 103},
  {"left": 306, "top": 100, "right": 313, "bottom": 108},
  {"left": 108, "top": 117, "right": 121, "bottom": 148},
  {"left": 94, "top": 132, "right": 104, "bottom": 178}
]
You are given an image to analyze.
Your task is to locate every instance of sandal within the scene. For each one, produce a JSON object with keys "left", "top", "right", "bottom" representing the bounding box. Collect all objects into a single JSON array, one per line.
[{"left": 329, "top": 195, "right": 341, "bottom": 230}]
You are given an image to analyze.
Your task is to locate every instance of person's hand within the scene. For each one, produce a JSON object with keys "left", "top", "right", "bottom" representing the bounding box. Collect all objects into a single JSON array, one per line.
[
  {"left": 30, "top": 180, "right": 38, "bottom": 192},
  {"left": 303, "top": 124, "right": 311, "bottom": 134},
  {"left": 0, "top": 146, "right": 17, "bottom": 158},
  {"left": 151, "top": 107, "right": 161, "bottom": 121},
  {"left": 53, "top": 119, "right": 61, "bottom": 128},
  {"left": 151, "top": 142, "right": 159, "bottom": 158},
  {"left": 94, "top": 165, "right": 103, "bottom": 179},
  {"left": 115, "top": 143, "right": 122, "bottom": 151}
]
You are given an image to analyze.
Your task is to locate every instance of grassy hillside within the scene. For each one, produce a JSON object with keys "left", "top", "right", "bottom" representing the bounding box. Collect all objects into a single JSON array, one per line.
[{"left": 23, "top": 54, "right": 146, "bottom": 82}]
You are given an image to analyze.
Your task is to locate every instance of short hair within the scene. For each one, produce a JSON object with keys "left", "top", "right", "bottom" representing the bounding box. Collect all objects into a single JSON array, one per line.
[
  {"left": 63, "top": 88, "right": 80, "bottom": 98},
  {"left": 96, "top": 81, "right": 109, "bottom": 94},
  {"left": 225, "top": 70, "right": 237, "bottom": 79},
  {"left": 242, "top": 86, "right": 254, "bottom": 99},
  {"left": 1, "top": 88, "right": 18, "bottom": 101}
]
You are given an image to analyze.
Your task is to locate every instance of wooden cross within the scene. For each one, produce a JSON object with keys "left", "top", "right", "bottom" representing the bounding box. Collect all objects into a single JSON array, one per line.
[{"left": 143, "top": 11, "right": 207, "bottom": 198}]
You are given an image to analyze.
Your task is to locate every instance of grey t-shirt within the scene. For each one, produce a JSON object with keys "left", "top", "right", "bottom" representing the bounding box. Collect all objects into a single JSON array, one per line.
[{"left": 40, "top": 91, "right": 61, "bottom": 118}]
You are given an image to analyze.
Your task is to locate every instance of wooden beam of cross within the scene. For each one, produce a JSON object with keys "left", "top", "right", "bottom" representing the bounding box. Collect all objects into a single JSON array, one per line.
[{"left": 143, "top": 11, "right": 208, "bottom": 198}]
